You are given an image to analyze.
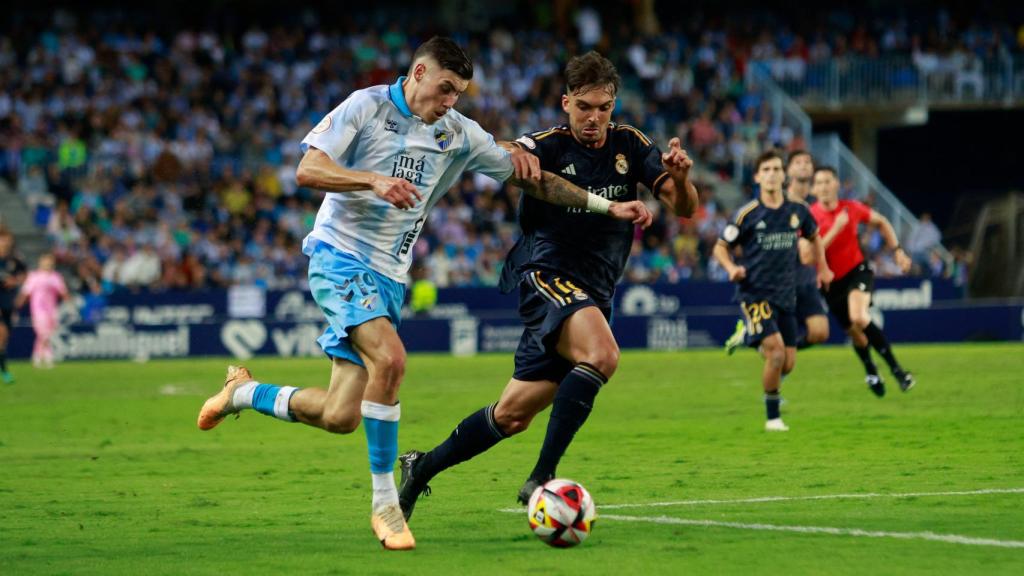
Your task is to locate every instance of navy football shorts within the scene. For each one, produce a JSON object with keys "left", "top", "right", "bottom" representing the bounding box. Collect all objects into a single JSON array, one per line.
[
  {"left": 795, "top": 280, "right": 827, "bottom": 321},
  {"left": 512, "top": 269, "right": 610, "bottom": 383},
  {"left": 740, "top": 299, "right": 798, "bottom": 348}
]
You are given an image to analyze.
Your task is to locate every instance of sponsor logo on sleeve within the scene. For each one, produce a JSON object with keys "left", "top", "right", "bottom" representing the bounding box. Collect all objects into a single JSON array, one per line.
[
  {"left": 516, "top": 135, "right": 537, "bottom": 149},
  {"left": 312, "top": 116, "right": 332, "bottom": 134}
]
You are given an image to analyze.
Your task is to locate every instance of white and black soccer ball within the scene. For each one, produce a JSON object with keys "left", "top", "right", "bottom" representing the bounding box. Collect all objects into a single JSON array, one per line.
[{"left": 527, "top": 478, "right": 596, "bottom": 547}]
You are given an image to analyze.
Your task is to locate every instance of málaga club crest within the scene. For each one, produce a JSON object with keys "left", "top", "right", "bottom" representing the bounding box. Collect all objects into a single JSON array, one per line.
[{"left": 435, "top": 129, "right": 451, "bottom": 150}]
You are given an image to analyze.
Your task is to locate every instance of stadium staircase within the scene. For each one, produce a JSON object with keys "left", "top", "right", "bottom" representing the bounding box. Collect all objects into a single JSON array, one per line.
[{"left": 0, "top": 181, "right": 49, "bottom": 265}]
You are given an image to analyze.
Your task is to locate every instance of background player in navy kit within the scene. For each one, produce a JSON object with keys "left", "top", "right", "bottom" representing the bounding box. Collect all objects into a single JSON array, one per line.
[
  {"left": 713, "top": 151, "right": 833, "bottom": 431},
  {"left": 397, "top": 51, "right": 698, "bottom": 518},
  {"left": 724, "top": 150, "right": 829, "bottom": 353},
  {"left": 786, "top": 150, "right": 830, "bottom": 348},
  {"left": 0, "top": 230, "right": 28, "bottom": 384}
]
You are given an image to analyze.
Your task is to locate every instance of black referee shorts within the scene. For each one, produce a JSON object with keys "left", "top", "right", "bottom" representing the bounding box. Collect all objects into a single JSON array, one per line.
[{"left": 823, "top": 262, "right": 875, "bottom": 329}]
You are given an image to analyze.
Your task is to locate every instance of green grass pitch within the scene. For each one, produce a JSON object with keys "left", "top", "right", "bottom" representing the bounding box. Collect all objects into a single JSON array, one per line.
[{"left": 1, "top": 343, "right": 1022, "bottom": 575}]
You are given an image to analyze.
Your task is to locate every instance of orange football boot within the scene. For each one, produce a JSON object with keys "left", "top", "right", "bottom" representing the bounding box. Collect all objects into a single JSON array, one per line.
[
  {"left": 371, "top": 503, "right": 416, "bottom": 550},
  {"left": 197, "top": 365, "right": 255, "bottom": 430}
]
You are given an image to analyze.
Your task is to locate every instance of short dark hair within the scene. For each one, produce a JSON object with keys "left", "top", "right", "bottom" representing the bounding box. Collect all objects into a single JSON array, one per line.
[
  {"left": 814, "top": 165, "right": 838, "bottom": 178},
  {"left": 755, "top": 150, "right": 784, "bottom": 172},
  {"left": 412, "top": 36, "right": 473, "bottom": 80},
  {"left": 565, "top": 51, "right": 621, "bottom": 96},
  {"left": 786, "top": 149, "right": 813, "bottom": 169}
]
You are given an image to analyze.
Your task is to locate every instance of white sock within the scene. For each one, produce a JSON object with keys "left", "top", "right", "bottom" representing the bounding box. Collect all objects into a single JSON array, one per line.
[
  {"left": 371, "top": 472, "right": 399, "bottom": 511},
  {"left": 231, "top": 382, "right": 258, "bottom": 410}
]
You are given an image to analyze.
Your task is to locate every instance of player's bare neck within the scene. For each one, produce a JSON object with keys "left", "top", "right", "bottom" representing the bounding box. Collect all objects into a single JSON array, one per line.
[
  {"left": 401, "top": 78, "right": 428, "bottom": 123},
  {"left": 760, "top": 189, "right": 784, "bottom": 208},
  {"left": 786, "top": 183, "right": 808, "bottom": 202},
  {"left": 573, "top": 130, "right": 607, "bottom": 149}
]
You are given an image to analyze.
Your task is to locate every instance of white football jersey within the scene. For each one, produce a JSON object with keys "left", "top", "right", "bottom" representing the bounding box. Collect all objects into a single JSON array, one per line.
[{"left": 301, "top": 77, "right": 514, "bottom": 282}]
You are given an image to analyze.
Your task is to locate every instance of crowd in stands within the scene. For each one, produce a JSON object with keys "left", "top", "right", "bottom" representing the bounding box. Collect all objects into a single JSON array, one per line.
[{"left": 0, "top": 4, "right": 985, "bottom": 299}]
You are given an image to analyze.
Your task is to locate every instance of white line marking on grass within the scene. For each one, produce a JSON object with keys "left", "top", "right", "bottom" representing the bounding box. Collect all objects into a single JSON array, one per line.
[
  {"left": 599, "top": 514, "right": 1024, "bottom": 549},
  {"left": 498, "top": 488, "right": 1024, "bottom": 513},
  {"left": 596, "top": 487, "right": 1024, "bottom": 510}
]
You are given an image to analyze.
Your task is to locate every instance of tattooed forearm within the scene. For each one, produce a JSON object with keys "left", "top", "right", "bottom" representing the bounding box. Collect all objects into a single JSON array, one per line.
[{"left": 513, "top": 171, "right": 589, "bottom": 208}]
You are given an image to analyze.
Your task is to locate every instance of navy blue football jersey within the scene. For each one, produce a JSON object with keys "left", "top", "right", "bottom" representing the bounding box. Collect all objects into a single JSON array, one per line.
[
  {"left": 719, "top": 198, "right": 818, "bottom": 311},
  {"left": 498, "top": 123, "right": 669, "bottom": 304},
  {"left": 0, "top": 255, "right": 27, "bottom": 309}
]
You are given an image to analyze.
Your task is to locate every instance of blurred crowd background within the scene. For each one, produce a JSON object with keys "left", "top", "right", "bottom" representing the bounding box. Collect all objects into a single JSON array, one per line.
[{"left": 2, "top": 1, "right": 1013, "bottom": 299}]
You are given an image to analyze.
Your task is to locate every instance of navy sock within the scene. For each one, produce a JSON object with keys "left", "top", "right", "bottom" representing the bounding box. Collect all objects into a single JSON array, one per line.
[
  {"left": 853, "top": 344, "right": 878, "bottom": 376},
  {"left": 863, "top": 322, "right": 900, "bottom": 372},
  {"left": 765, "top": 391, "right": 781, "bottom": 420},
  {"left": 0, "top": 351, "right": 6, "bottom": 372},
  {"left": 418, "top": 403, "right": 507, "bottom": 484},
  {"left": 529, "top": 363, "right": 607, "bottom": 482}
]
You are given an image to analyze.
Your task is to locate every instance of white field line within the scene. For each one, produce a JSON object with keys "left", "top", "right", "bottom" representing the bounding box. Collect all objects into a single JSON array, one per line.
[
  {"left": 498, "top": 487, "right": 1024, "bottom": 513},
  {"left": 599, "top": 514, "right": 1024, "bottom": 549}
]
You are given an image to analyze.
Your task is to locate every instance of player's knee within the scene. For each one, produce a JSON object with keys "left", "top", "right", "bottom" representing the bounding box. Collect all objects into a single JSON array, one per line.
[
  {"left": 578, "top": 342, "right": 619, "bottom": 378},
  {"left": 322, "top": 409, "right": 361, "bottom": 435},
  {"left": 370, "top": 350, "right": 406, "bottom": 390},
  {"left": 763, "top": 343, "right": 785, "bottom": 368},
  {"left": 849, "top": 312, "right": 871, "bottom": 329},
  {"left": 807, "top": 324, "right": 829, "bottom": 344}
]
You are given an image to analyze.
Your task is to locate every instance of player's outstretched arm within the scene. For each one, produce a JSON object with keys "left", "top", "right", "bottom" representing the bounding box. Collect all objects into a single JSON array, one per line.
[
  {"left": 498, "top": 141, "right": 542, "bottom": 184},
  {"left": 821, "top": 210, "right": 849, "bottom": 248},
  {"left": 810, "top": 235, "right": 834, "bottom": 289},
  {"left": 295, "top": 148, "right": 422, "bottom": 210},
  {"left": 518, "top": 170, "right": 653, "bottom": 228},
  {"left": 868, "top": 210, "right": 912, "bottom": 272},
  {"left": 798, "top": 238, "right": 815, "bottom": 265},
  {"left": 713, "top": 241, "right": 746, "bottom": 282},
  {"left": 13, "top": 290, "right": 26, "bottom": 310},
  {"left": 657, "top": 138, "right": 698, "bottom": 218}
]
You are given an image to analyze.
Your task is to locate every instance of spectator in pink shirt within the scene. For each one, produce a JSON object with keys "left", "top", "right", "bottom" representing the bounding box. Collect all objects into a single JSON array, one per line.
[{"left": 15, "top": 254, "right": 68, "bottom": 369}]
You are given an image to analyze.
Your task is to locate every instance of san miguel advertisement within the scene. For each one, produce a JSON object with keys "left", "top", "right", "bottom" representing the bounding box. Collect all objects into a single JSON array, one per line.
[{"left": 5, "top": 280, "right": 1020, "bottom": 361}]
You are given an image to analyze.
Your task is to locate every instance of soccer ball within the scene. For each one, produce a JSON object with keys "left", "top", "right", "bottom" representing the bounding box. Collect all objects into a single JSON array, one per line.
[{"left": 526, "top": 478, "right": 596, "bottom": 547}]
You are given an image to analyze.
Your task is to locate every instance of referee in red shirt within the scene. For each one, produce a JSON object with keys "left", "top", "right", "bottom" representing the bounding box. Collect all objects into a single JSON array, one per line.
[{"left": 810, "top": 166, "right": 916, "bottom": 396}]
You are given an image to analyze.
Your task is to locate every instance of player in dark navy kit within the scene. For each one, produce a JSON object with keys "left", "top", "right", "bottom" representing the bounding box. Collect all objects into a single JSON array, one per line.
[
  {"left": 396, "top": 51, "right": 698, "bottom": 518},
  {"left": 787, "top": 151, "right": 831, "bottom": 348},
  {"left": 724, "top": 150, "right": 829, "bottom": 353},
  {"left": 713, "top": 151, "right": 833, "bottom": 431},
  {"left": 0, "top": 230, "right": 28, "bottom": 384}
]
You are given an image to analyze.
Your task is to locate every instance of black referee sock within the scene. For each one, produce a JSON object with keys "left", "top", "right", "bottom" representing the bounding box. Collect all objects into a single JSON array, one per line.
[
  {"left": 418, "top": 403, "right": 507, "bottom": 484},
  {"left": 529, "top": 363, "right": 607, "bottom": 482},
  {"left": 863, "top": 322, "right": 901, "bottom": 372},
  {"left": 853, "top": 344, "right": 878, "bottom": 376}
]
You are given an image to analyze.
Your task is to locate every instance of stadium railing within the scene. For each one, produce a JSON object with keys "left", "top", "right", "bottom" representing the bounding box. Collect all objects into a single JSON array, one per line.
[{"left": 749, "top": 55, "right": 1023, "bottom": 107}]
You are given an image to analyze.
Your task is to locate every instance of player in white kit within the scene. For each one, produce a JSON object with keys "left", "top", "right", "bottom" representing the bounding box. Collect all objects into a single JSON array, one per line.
[{"left": 196, "top": 37, "right": 652, "bottom": 550}]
